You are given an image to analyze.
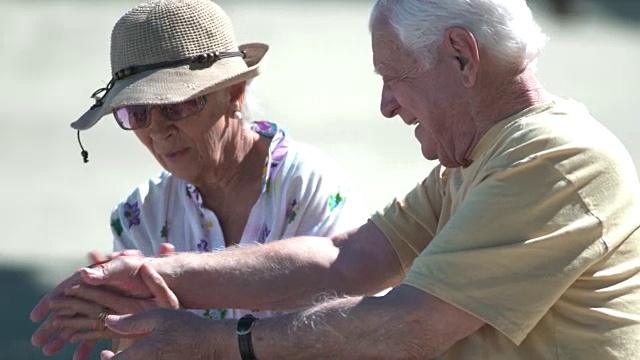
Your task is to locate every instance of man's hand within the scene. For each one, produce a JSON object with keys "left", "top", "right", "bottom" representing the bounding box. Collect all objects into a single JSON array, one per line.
[
  {"left": 98, "top": 309, "right": 235, "bottom": 360},
  {"left": 30, "top": 244, "right": 176, "bottom": 357},
  {"left": 80, "top": 243, "right": 175, "bottom": 297}
]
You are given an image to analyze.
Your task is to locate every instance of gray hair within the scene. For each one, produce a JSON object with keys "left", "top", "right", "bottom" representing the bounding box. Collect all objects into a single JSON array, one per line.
[
  {"left": 370, "top": 0, "right": 548, "bottom": 70},
  {"left": 240, "top": 79, "right": 260, "bottom": 124}
]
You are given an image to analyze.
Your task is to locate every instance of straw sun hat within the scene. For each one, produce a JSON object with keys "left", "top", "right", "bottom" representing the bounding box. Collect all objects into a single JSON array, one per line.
[{"left": 71, "top": 0, "right": 269, "bottom": 131}]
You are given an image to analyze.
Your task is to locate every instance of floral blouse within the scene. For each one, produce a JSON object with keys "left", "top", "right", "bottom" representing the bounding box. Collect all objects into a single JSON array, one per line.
[{"left": 110, "top": 121, "right": 369, "bottom": 319}]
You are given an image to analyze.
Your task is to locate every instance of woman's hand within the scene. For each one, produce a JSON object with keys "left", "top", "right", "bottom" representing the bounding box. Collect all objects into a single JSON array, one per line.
[
  {"left": 50, "top": 277, "right": 180, "bottom": 339},
  {"left": 51, "top": 262, "right": 179, "bottom": 360},
  {"left": 30, "top": 243, "right": 177, "bottom": 360}
]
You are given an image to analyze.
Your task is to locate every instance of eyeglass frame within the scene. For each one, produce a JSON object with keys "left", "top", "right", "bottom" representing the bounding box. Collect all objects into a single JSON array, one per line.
[{"left": 112, "top": 95, "right": 208, "bottom": 130}]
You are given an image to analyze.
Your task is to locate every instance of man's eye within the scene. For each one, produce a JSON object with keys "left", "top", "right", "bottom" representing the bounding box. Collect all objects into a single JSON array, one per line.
[{"left": 383, "top": 76, "right": 398, "bottom": 85}]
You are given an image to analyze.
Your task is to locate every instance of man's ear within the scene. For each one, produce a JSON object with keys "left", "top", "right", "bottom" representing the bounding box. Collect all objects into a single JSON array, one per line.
[{"left": 444, "top": 27, "right": 480, "bottom": 88}]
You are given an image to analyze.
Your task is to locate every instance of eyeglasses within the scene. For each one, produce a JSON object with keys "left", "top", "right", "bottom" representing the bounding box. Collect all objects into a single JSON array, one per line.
[{"left": 112, "top": 96, "right": 207, "bottom": 130}]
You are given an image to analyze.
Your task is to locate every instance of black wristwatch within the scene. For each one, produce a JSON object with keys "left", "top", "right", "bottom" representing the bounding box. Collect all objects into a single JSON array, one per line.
[{"left": 237, "top": 314, "right": 258, "bottom": 360}]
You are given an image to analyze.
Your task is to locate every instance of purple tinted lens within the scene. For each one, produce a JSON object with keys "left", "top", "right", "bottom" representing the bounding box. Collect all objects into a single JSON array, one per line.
[
  {"left": 159, "top": 97, "right": 206, "bottom": 120},
  {"left": 113, "top": 106, "right": 148, "bottom": 130}
]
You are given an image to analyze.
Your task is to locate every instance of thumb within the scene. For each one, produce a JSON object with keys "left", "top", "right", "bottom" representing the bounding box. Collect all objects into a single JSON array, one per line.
[
  {"left": 79, "top": 267, "right": 107, "bottom": 286},
  {"left": 158, "top": 243, "right": 175, "bottom": 257},
  {"left": 100, "top": 350, "right": 116, "bottom": 360},
  {"left": 140, "top": 263, "right": 180, "bottom": 309},
  {"left": 87, "top": 251, "right": 107, "bottom": 265},
  {"left": 105, "top": 313, "right": 157, "bottom": 336}
]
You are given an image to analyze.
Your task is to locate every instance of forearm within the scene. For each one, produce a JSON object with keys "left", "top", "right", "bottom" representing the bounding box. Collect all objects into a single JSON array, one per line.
[
  {"left": 217, "top": 290, "right": 440, "bottom": 359},
  {"left": 152, "top": 222, "right": 403, "bottom": 310},
  {"left": 153, "top": 237, "right": 359, "bottom": 310}
]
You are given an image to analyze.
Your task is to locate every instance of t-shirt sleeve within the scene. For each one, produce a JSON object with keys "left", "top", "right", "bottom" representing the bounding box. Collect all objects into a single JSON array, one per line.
[
  {"left": 370, "top": 167, "right": 444, "bottom": 273},
  {"left": 404, "top": 158, "right": 606, "bottom": 344}
]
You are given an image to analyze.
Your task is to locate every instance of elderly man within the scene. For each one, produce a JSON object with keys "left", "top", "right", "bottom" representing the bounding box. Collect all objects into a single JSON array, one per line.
[{"left": 32, "top": 0, "right": 640, "bottom": 359}]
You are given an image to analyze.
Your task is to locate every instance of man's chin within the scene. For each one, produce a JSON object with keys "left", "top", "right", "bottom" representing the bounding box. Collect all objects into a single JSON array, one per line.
[{"left": 420, "top": 145, "right": 438, "bottom": 161}]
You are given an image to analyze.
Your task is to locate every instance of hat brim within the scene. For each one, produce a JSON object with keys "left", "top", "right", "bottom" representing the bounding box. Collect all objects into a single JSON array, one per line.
[{"left": 71, "top": 42, "right": 269, "bottom": 131}]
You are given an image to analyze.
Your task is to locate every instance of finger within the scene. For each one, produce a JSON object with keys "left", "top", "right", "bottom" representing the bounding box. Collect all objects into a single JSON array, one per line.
[
  {"left": 80, "top": 259, "right": 136, "bottom": 286},
  {"left": 79, "top": 266, "right": 110, "bottom": 286},
  {"left": 42, "top": 326, "right": 75, "bottom": 356},
  {"left": 50, "top": 296, "right": 103, "bottom": 318},
  {"left": 63, "top": 285, "right": 132, "bottom": 314},
  {"left": 53, "top": 316, "right": 105, "bottom": 332},
  {"left": 31, "top": 294, "right": 52, "bottom": 322},
  {"left": 158, "top": 243, "right": 175, "bottom": 257},
  {"left": 53, "top": 307, "right": 85, "bottom": 318},
  {"left": 105, "top": 313, "right": 156, "bottom": 336},
  {"left": 73, "top": 339, "right": 98, "bottom": 360},
  {"left": 116, "top": 249, "right": 143, "bottom": 257},
  {"left": 101, "top": 350, "right": 116, "bottom": 360},
  {"left": 70, "top": 329, "right": 120, "bottom": 342},
  {"left": 31, "top": 316, "right": 58, "bottom": 347},
  {"left": 80, "top": 257, "right": 154, "bottom": 299},
  {"left": 31, "top": 273, "right": 81, "bottom": 322},
  {"left": 88, "top": 251, "right": 108, "bottom": 265},
  {"left": 139, "top": 264, "right": 179, "bottom": 309}
]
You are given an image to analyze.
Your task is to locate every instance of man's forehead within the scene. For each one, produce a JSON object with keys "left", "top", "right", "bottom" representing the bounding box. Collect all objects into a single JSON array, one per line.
[{"left": 371, "top": 28, "right": 404, "bottom": 72}]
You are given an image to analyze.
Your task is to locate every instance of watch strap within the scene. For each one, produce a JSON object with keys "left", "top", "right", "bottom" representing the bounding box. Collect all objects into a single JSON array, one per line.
[{"left": 237, "top": 314, "right": 258, "bottom": 360}]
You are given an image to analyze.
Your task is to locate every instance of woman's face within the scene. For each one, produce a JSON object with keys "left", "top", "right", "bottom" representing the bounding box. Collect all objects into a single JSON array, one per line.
[{"left": 132, "top": 83, "right": 247, "bottom": 185}]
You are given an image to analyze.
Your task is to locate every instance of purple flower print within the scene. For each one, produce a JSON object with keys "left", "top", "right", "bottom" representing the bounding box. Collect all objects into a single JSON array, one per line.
[
  {"left": 123, "top": 202, "right": 140, "bottom": 229},
  {"left": 285, "top": 199, "right": 297, "bottom": 218},
  {"left": 258, "top": 225, "right": 271, "bottom": 244},
  {"left": 286, "top": 199, "right": 299, "bottom": 224},
  {"left": 253, "top": 121, "right": 277, "bottom": 136},
  {"left": 197, "top": 239, "right": 209, "bottom": 252}
]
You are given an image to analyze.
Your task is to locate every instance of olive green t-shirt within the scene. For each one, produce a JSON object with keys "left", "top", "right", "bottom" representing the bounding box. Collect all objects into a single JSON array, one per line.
[{"left": 372, "top": 98, "right": 640, "bottom": 359}]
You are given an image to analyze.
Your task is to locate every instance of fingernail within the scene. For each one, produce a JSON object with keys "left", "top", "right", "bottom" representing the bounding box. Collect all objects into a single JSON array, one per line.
[{"left": 106, "top": 314, "right": 120, "bottom": 323}]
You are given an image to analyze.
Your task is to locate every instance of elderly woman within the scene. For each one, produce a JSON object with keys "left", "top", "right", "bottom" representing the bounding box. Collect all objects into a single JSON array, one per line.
[{"left": 31, "top": 0, "right": 367, "bottom": 357}]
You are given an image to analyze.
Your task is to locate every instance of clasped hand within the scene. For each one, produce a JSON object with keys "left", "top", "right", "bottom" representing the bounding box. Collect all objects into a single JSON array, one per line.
[{"left": 30, "top": 245, "right": 178, "bottom": 360}]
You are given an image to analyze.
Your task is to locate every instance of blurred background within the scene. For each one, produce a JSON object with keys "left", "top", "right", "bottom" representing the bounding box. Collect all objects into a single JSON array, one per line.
[{"left": 1, "top": 0, "right": 639, "bottom": 358}]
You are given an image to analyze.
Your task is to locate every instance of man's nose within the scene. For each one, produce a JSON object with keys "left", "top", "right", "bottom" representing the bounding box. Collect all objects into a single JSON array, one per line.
[{"left": 380, "top": 84, "right": 399, "bottom": 118}]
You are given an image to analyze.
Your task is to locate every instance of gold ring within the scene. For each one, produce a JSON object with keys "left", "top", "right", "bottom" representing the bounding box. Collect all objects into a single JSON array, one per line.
[{"left": 97, "top": 307, "right": 110, "bottom": 329}]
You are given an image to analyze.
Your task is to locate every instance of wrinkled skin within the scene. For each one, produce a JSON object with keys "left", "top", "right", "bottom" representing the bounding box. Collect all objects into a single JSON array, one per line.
[
  {"left": 99, "top": 309, "right": 231, "bottom": 360},
  {"left": 30, "top": 244, "right": 176, "bottom": 359}
]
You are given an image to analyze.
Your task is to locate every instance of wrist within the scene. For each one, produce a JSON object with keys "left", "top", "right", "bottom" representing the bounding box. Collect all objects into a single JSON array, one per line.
[
  {"left": 200, "top": 319, "right": 240, "bottom": 360},
  {"left": 237, "top": 314, "right": 259, "bottom": 360},
  {"left": 149, "top": 255, "right": 178, "bottom": 286}
]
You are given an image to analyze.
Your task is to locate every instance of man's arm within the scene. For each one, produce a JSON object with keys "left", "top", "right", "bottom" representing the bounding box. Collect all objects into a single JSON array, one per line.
[
  {"left": 100, "top": 285, "right": 486, "bottom": 359},
  {"left": 85, "top": 220, "right": 404, "bottom": 310},
  {"left": 253, "top": 285, "right": 486, "bottom": 359}
]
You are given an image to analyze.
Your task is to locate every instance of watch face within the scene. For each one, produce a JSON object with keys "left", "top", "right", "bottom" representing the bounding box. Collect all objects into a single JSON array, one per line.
[{"left": 237, "top": 315, "right": 256, "bottom": 335}]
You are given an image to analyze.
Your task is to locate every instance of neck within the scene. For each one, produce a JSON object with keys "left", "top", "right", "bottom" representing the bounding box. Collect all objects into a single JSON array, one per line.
[
  {"left": 196, "top": 129, "right": 268, "bottom": 212},
  {"left": 448, "top": 64, "right": 548, "bottom": 167},
  {"left": 474, "top": 65, "right": 548, "bottom": 129}
]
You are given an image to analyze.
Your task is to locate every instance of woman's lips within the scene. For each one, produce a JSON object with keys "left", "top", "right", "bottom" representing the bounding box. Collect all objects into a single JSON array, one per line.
[{"left": 164, "top": 148, "right": 190, "bottom": 161}]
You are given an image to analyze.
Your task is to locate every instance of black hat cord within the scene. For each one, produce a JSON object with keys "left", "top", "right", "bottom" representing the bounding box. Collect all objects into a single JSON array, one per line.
[
  {"left": 77, "top": 130, "right": 89, "bottom": 163},
  {"left": 76, "top": 50, "right": 246, "bottom": 164}
]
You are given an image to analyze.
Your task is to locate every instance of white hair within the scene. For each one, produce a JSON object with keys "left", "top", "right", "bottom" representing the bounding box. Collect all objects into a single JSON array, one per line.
[
  {"left": 227, "top": 79, "right": 261, "bottom": 128},
  {"left": 240, "top": 80, "right": 260, "bottom": 123},
  {"left": 370, "top": 0, "right": 548, "bottom": 71}
]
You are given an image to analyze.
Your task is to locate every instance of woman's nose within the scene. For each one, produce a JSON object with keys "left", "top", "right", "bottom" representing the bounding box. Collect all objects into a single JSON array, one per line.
[{"left": 147, "top": 107, "right": 176, "bottom": 140}]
